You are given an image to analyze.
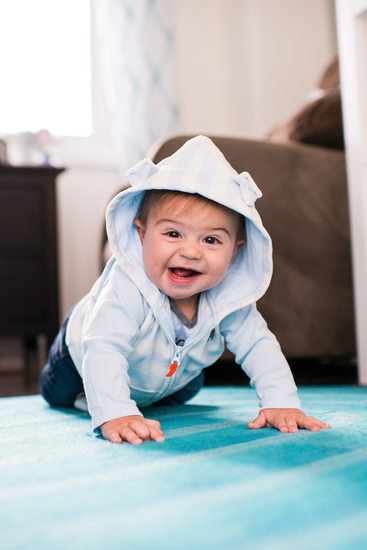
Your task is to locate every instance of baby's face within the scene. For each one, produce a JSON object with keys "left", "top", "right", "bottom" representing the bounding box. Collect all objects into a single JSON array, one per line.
[{"left": 134, "top": 197, "right": 244, "bottom": 315}]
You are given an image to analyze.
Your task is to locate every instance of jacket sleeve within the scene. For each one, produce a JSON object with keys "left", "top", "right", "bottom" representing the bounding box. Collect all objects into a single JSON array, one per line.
[
  {"left": 220, "top": 304, "right": 301, "bottom": 409},
  {"left": 80, "top": 266, "right": 146, "bottom": 430}
]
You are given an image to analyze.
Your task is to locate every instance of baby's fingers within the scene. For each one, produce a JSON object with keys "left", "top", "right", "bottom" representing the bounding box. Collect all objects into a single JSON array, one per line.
[
  {"left": 145, "top": 419, "right": 165, "bottom": 442},
  {"left": 248, "top": 410, "right": 267, "bottom": 429},
  {"left": 130, "top": 419, "right": 153, "bottom": 441},
  {"left": 101, "top": 428, "right": 123, "bottom": 444},
  {"left": 129, "top": 419, "right": 164, "bottom": 442},
  {"left": 298, "top": 415, "right": 331, "bottom": 432},
  {"left": 285, "top": 416, "right": 299, "bottom": 433},
  {"left": 273, "top": 416, "right": 292, "bottom": 433},
  {"left": 102, "top": 423, "right": 144, "bottom": 445},
  {"left": 119, "top": 425, "right": 145, "bottom": 445}
]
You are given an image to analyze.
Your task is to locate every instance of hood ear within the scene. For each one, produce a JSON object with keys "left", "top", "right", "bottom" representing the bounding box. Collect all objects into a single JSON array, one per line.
[
  {"left": 237, "top": 172, "right": 262, "bottom": 206},
  {"left": 126, "top": 157, "right": 158, "bottom": 187}
]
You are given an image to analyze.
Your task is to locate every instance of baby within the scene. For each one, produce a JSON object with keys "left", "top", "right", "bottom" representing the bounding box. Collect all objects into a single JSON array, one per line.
[{"left": 40, "top": 135, "right": 330, "bottom": 443}]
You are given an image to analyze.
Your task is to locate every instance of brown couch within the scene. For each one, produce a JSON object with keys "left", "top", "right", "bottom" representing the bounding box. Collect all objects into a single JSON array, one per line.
[{"left": 148, "top": 134, "right": 355, "bottom": 360}]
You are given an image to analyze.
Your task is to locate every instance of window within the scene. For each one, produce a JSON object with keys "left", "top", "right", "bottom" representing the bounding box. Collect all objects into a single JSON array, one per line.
[{"left": 0, "top": 0, "right": 92, "bottom": 137}]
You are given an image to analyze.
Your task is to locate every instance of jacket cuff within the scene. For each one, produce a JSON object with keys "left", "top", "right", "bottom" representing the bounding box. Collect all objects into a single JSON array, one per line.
[{"left": 259, "top": 393, "right": 302, "bottom": 410}]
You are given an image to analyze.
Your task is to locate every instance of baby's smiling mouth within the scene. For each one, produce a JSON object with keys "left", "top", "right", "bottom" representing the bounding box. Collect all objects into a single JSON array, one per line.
[{"left": 168, "top": 267, "right": 201, "bottom": 279}]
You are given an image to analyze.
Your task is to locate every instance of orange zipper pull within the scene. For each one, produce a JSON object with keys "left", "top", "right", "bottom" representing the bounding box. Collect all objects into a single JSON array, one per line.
[
  {"left": 166, "top": 362, "right": 178, "bottom": 377},
  {"left": 166, "top": 348, "right": 182, "bottom": 377}
]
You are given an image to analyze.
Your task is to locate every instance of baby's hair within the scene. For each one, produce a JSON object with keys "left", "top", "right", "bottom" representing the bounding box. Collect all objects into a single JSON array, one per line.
[{"left": 137, "top": 189, "right": 245, "bottom": 240}]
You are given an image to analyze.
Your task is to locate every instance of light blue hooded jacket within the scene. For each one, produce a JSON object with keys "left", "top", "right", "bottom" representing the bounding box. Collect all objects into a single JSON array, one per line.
[{"left": 66, "top": 135, "right": 301, "bottom": 430}]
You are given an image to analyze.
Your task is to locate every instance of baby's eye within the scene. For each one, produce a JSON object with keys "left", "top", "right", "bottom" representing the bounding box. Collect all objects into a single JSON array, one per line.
[
  {"left": 166, "top": 231, "right": 180, "bottom": 238},
  {"left": 204, "top": 236, "right": 219, "bottom": 245}
]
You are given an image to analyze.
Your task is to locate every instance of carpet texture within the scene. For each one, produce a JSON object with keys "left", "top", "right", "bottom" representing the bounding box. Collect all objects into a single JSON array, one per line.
[{"left": 2, "top": 386, "right": 367, "bottom": 550}]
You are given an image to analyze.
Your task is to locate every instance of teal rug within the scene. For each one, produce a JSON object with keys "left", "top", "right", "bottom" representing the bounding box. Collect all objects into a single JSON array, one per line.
[{"left": 2, "top": 386, "right": 367, "bottom": 550}]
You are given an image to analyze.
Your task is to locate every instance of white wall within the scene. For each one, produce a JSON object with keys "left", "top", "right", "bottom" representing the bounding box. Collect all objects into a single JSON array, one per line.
[
  {"left": 57, "top": 0, "right": 337, "bottom": 319},
  {"left": 56, "top": 167, "right": 122, "bottom": 315},
  {"left": 171, "top": 0, "right": 336, "bottom": 137},
  {"left": 336, "top": 0, "right": 367, "bottom": 383}
]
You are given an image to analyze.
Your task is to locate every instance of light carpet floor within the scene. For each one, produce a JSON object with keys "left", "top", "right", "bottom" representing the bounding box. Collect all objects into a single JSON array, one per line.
[{"left": 2, "top": 386, "right": 367, "bottom": 550}]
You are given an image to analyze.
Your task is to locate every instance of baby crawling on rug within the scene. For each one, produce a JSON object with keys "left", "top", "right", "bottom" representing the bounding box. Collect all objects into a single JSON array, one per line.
[{"left": 40, "top": 136, "right": 330, "bottom": 444}]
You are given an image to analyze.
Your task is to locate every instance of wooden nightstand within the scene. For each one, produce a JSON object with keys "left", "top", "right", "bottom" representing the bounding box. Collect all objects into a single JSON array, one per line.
[{"left": 0, "top": 165, "right": 64, "bottom": 384}]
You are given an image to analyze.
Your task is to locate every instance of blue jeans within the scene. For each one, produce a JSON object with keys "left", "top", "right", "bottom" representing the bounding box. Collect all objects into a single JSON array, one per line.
[
  {"left": 39, "top": 310, "right": 84, "bottom": 408},
  {"left": 39, "top": 311, "right": 204, "bottom": 409}
]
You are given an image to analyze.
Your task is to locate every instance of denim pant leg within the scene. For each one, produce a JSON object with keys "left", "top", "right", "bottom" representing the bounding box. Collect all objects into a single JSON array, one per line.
[
  {"left": 154, "top": 371, "right": 204, "bottom": 406},
  {"left": 39, "top": 311, "right": 84, "bottom": 408}
]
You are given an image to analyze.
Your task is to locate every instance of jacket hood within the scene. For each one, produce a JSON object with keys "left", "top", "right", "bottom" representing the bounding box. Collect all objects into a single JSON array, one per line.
[{"left": 106, "top": 135, "right": 273, "bottom": 318}]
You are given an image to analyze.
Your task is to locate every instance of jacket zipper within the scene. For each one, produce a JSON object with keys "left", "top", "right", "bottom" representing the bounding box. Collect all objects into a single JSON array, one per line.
[
  {"left": 164, "top": 321, "right": 218, "bottom": 378},
  {"left": 166, "top": 346, "right": 182, "bottom": 377}
]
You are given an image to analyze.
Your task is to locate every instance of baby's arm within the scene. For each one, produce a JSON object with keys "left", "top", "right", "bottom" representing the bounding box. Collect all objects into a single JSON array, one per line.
[
  {"left": 248, "top": 408, "right": 330, "bottom": 433},
  {"left": 101, "top": 415, "right": 165, "bottom": 444},
  {"left": 221, "top": 307, "right": 331, "bottom": 433}
]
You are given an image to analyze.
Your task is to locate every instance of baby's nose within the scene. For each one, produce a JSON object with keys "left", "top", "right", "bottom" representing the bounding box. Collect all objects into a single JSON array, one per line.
[{"left": 179, "top": 242, "right": 201, "bottom": 260}]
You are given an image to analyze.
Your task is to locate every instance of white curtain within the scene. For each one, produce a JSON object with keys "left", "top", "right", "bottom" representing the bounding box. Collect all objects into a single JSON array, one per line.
[{"left": 94, "top": 0, "right": 180, "bottom": 176}]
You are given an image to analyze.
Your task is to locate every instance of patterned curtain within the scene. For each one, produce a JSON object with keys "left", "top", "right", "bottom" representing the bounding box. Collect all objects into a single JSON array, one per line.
[{"left": 94, "top": 0, "right": 180, "bottom": 176}]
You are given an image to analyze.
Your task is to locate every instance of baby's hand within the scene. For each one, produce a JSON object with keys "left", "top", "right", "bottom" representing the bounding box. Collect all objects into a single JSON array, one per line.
[
  {"left": 101, "top": 415, "right": 165, "bottom": 444},
  {"left": 248, "top": 408, "right": 330, "bottom": 433}
]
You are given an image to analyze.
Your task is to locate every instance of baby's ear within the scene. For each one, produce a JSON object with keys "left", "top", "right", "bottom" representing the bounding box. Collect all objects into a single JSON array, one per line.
[
  {"left": 126, "top": 158, "right": 157, "bottom": 187},
  {"left": 231, "top": 238, "right": 245, "bottom": 263},
  {"left": 134, "top": 218, "right": 145, "bottom": 242}
]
